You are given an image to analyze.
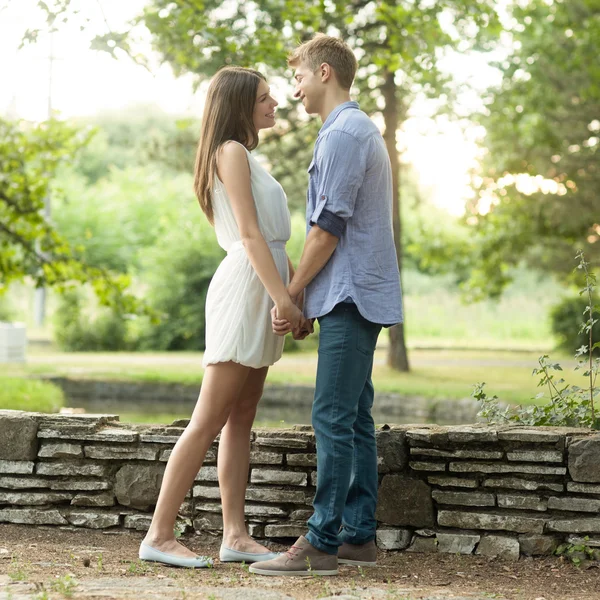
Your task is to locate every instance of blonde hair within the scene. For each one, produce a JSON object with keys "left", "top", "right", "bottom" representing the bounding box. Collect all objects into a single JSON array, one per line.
[
  {"left": 288, "top": 34, "right": 357, "bottom": 91},
  {"left": 194, "top": 66, "right": 266, "bottom": 224}
]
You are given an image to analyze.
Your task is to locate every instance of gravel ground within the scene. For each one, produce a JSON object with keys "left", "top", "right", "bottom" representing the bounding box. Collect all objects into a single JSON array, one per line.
[{"left": 1, "top": 525, "right": 600, "bottom": 600}]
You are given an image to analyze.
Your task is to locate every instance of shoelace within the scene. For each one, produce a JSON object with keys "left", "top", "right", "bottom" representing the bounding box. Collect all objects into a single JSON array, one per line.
[{"left": 285, "top": 545, "right": 302, "bottom": 560}]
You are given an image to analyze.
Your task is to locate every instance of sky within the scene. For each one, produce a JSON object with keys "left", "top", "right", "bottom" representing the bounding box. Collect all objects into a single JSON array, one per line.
[{"left": 0, "top": 0, "right": 503, "bottom": 216}]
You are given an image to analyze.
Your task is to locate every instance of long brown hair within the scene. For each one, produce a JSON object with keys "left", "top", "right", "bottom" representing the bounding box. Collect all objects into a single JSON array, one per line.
[{"left": 194, "top": 66, "right": 266, "bottom": 224}]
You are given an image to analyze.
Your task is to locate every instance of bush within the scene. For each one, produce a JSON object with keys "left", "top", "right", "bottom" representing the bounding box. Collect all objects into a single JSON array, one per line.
[
  {"left": 0, "top": 377, "right": 65, "bottom": 413},
  {"left": 136, "top": 216, "right": 225, "bottom": 351},
  {"left": 551, "top": 294, "right": 600, "bottom": 355},
  {"left": 53, "top": 290, "right": 130, "bottom": 351}
]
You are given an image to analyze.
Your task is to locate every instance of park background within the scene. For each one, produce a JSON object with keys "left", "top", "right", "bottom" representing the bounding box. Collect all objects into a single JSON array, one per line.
[{"left": 1, "top": 0, "right": 598, "bottom": 426}]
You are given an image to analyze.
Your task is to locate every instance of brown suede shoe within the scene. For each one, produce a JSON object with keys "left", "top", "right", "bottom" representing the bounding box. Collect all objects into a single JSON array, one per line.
[
  {"left": 248, "top": 536, "right": 338, "bottom": 576},
  {"left": 338, "top": 540, "right": 377, "bottom": 566}
]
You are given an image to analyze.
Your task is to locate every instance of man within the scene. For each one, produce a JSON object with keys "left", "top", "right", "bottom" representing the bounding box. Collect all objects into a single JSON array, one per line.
[{"left": 250, "top": 34, "right": 403, "bottom": 577}]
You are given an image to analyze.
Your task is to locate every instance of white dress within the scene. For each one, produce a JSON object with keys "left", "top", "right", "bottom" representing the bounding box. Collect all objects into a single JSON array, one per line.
[{"left": 202, "top": 141, "right": 291, "bottom": 369}]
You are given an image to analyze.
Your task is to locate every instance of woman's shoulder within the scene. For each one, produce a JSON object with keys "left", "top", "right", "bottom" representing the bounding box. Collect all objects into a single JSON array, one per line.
[
  {"left": 217, "top": 140, "right": 251, "bottom": 171},
  {"left": 217, "top": 140, "right": 252, "bottom": 170},
  {"left": 219, "top": 139, "right": 250, "bottom": 158}
]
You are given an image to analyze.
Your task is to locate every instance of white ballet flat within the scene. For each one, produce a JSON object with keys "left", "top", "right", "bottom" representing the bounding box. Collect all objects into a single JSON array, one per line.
[
  {"left": 219, "top": 544, "right": 281, "bottom": 563},
  {"left": 139, "top": 541, "right": 213, "bottom": 568}
]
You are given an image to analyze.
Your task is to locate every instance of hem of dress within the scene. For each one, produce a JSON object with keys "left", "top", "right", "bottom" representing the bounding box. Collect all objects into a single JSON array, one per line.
[{"left": 203, "top": 355, "right": 280, "bottom": 370}]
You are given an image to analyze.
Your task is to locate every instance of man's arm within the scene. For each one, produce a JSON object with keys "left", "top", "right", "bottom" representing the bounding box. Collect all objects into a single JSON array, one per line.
[
  {"left": 271, "top": 225, "right": 338, "bottom": 336},
  {"left": 288, "top": 225, "right": 338, "bottom": 300},
  {"left": 272, "top": 129, "right": 365, "bottom": 334}
]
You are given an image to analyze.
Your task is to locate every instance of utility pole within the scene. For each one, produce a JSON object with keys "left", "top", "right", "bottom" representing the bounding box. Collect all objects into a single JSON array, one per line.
[{"left": 33, "top": 29, "right": 55, "bottom": 327}]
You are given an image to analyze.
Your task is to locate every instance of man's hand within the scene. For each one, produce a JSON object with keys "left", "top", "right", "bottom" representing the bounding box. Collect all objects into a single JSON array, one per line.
[
  {"left": 271, "top": 306, "right": 313, "bottom": 339},
  {"left": 274, "top": 298, "right": 303, "bottom": 333},
  {"left": 292, "top": 318, "right": 314, "bottom": 340}
]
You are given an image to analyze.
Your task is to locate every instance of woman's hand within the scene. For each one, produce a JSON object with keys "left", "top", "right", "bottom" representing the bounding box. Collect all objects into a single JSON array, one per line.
[
  {"left": 271, "top": 305, "right": 313, "bottom": 339},
  {"left": 272, "top": 299, "right": 303, "bottom": 335}
]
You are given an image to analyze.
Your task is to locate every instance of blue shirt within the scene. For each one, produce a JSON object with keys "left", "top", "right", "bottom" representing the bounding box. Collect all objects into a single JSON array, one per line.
[{"left": 304, "top": 101, "right": 403, "bottom": 326}]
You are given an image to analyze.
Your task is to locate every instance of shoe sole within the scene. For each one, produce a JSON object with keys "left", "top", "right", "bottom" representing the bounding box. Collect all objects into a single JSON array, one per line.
[
  {"left": 139, "top": 557, "right": 213, "bottom": 569},
  {"left": 338, "top": 558, "right": 377, "bottom": 567},
  {"left": 248, "top": 567, "right": 338, "bottom": 576},
  {"left": 220, "top": 558, "right": 271, "bottom": 564},
  {"left": 139, "top": 543, "right": 213, "bottom": 569},
  {"left": 219, "top": 549, "right": 280, "bottom": 564}
]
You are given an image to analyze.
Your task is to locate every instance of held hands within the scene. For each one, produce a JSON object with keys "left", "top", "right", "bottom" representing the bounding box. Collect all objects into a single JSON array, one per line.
[
  {"left": 271, "top": 294, "right": 313, "bottom": 339},
  {"left": 270, "top": 305, "right": 314, "bottom": 339}
]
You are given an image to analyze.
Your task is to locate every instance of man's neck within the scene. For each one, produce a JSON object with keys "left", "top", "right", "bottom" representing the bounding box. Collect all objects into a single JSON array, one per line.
[{"left": 319, "top": 92, "right": 353, "bottom": 123}]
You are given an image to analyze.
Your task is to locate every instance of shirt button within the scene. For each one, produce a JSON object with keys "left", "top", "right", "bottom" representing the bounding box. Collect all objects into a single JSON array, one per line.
[{"left": 321, "top": 195, "right": 326, "bottom": 199}]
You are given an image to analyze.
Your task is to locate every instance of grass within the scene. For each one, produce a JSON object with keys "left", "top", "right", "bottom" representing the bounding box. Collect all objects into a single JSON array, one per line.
[
  {"left": 6, "top": 346, "right": 584, "bottom": 412},
  {"left": 4, "top": 267, "right": 582, "bottom": 423},
  {"left": 0, "top": 376, "right": 65, "bottom": 412},
  {"left": 401, "top": 269, "right": 560, "bottom": 350}
]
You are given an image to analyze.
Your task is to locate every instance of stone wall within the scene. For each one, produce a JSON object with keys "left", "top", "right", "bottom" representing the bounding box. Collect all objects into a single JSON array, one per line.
[{"left": 1, "top": 410, "right": 600, "bottom": 560}]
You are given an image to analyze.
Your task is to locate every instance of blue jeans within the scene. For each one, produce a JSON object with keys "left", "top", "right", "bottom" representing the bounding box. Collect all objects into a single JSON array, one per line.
[{"left": 306, "top": 303, "right": 382, "bottom": 554}]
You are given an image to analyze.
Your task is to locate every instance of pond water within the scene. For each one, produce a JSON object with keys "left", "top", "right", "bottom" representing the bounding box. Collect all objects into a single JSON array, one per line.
[{"left": 70, "top": 387, "right": 482, "bottom": 426}]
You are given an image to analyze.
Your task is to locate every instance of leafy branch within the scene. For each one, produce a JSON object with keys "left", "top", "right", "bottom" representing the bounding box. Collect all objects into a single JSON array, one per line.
[{"left": 475, "top": 251, "right": 599, "bottom": 429}]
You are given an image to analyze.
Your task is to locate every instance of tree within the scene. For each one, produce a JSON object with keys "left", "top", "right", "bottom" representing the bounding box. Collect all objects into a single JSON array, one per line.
[
  {"left": 134, "top": 0, "right": 502, "bottom": 370},
  {"left": 465, "top": 0, "right": 600, "bottom": 299},
  {"left": 22, "top": 0, "right": 502, "bottom": 369},
  {"left": 0, "top": 117, "right": 141, "bottom": 313}
]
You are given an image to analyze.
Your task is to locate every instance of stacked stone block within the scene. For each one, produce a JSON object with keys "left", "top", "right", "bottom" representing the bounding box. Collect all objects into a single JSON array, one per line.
[
  {"left": 374, "top": 425, "right": 600, "bottom": 560},
  {"left": 1, "top": 411, "right": 600, "bottom": 560}
]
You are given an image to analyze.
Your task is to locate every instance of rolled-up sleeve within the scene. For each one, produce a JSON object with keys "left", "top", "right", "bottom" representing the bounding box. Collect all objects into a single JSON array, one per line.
[{"left": 310, "top": 130, "right": 366, "bottom": 238}]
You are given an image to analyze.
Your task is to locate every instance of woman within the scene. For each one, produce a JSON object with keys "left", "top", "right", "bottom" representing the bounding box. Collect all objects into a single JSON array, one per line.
[{"left": 139, "top": 66, "right": 310, "bottom": 568}]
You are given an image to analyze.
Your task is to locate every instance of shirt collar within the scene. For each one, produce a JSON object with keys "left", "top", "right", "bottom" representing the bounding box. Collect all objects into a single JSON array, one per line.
[{"left": 319, "top": 101, "right": 360, "bottom": 136}]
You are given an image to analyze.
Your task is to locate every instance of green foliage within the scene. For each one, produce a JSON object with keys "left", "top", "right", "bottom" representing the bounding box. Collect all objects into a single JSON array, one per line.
[
  {"left": 0, "top": 377, "right": 65, "bottom": 413},
  {"left": 53, "top": 290, "right": 130, "bottom": 352},
  {"left": 0, "top": 117, "right": 88, "bottom": 289},
  {"left": 0, "top": 117, "right": 149, "bottom": 318},
  {"left": 403, "top": 197, "right": 472, "bottom": 279},
  {"left": 18, "top": 0, "right": 504, "bottom": 372},
  {"left": 551, "top": 295, "right": 600, "bottom": 356},
  {"left": 136, "top": 214, "right": 224, "bottom": 351},
  {"left": 52, "top": 166, "right": 194, "bottom": 274},
  {"left": 475, "top": 253, "right": 599, "bottom": 429},
  {"left": 403, "top": 267, "right": 558, "bottom": 348},
  {"left": 555, "top": 538, "right": 598, "bottom": 566},
  {"left": 71, "top": 106, "right": 199, "bottom": 183},
  {"left": 51, "top": 574, "right": 78, "bottom": 597},
  {"left": 465, "top": 0, "right": 600, "bottom": 296}
]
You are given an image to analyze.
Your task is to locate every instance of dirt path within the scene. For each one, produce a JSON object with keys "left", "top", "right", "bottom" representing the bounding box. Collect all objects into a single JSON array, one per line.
[{"left": 1, "top": 526, "right": 599, "bottom": 600}]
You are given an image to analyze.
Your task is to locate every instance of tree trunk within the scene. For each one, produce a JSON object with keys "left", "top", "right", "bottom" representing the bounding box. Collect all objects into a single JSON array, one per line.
[{"left": 382, "top": 69, "right": 410, "bottom": 372}]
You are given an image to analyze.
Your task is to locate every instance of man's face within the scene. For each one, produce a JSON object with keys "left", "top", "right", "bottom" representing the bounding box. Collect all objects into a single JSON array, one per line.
[{"left": 293, "top": 62, "right": 324, "bottom": 115}]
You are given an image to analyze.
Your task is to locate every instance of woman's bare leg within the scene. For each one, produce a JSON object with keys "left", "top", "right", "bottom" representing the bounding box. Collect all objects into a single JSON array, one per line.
[
  {"left": 218, "top": 366, "right": 270, "bottom": 553},
  {"left": 143, "top": 361, "right": 251, "bottom": 557}
]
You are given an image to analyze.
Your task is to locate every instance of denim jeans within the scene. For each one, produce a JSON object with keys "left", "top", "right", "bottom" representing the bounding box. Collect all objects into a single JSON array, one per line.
[{"left": 306, "top": 303, "right": 382, "bottom": 554}]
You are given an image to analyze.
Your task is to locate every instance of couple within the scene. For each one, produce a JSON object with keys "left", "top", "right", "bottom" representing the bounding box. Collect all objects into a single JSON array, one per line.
[{"left": 139, "top": 34, "right": 403, "bottom": 577}]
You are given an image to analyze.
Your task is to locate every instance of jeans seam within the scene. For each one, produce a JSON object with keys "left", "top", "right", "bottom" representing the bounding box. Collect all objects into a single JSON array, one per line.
[
  {"left": 348, "top": 362, "right": 375, "bottom": 541},
  {"left": 323, "top": 307, "right": 350, "bottom": 532}
]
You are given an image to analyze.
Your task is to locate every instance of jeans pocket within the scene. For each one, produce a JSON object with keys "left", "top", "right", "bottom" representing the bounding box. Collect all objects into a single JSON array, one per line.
[{"left": 356, "top": 321, "right": 381, "bottom": 356}]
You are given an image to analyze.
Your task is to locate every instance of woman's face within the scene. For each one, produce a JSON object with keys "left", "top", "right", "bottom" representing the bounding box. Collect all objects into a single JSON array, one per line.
[{"left": 253, "top": 79, "right": 278, "bottom": 131}]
